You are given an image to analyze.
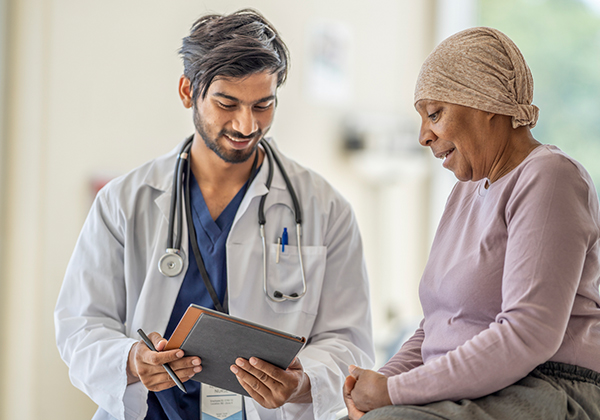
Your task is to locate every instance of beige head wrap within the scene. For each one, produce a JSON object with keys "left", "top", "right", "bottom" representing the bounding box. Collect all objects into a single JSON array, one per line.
[{"left": 414, "top": 27, "right": 539, "bottom": 129}]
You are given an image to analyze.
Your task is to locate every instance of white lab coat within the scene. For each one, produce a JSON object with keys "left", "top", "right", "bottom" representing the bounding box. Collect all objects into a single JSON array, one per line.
[{"left": 55, "top": 138, "right": 374, "bottom": 420}]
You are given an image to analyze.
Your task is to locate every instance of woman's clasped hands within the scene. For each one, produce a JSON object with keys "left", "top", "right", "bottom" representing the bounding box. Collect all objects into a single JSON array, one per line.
[{"left": 343, "top": 365, "right": 392, "bottom": 419}]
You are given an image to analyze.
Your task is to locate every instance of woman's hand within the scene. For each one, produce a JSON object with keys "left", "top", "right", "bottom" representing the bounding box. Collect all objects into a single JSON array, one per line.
[
  {"left": 347, "top": 365, "right": 392, "bottom": 413},
  {"left": 343, "top": 372, "right": 366, "bottom": 420}
]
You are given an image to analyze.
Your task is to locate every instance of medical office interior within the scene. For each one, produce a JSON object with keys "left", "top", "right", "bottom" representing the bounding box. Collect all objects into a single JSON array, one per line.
[{"left": 1, "top": 0, "right": 599, "bottom": 418}]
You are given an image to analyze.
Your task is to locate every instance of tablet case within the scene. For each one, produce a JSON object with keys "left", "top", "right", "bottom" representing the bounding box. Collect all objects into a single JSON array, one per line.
[{"left": 165, "top": 304, "right": 306, "bottom": 396}]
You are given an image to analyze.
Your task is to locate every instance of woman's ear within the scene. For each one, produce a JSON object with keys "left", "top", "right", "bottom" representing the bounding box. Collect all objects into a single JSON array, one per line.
[
  {"left": 178, "top": 75, "right": 194, "bottom": 109},
  {"left": 487, "top": 112, "right": 510, "bottom": 127}
]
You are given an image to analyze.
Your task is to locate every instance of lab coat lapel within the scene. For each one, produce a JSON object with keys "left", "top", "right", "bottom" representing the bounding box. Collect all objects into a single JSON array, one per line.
[
  {"left": 131, "top": 140, "right": 190, "bottom": 336},
  {"left": 143, "top": 138, "right": 186, "bottom": 221}
]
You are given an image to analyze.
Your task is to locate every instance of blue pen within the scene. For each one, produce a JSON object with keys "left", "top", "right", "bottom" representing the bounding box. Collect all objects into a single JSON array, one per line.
[{"left": 282, "top": 227, "right": 288, "bottom": 252}]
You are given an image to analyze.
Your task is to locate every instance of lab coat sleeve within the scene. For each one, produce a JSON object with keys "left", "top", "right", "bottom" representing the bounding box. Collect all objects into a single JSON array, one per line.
[
  {"left": 298, "top": 204, "right": 375, "bottom": 419},
  {"left": 54, "top": 188, "right": 147, "bottom": 420}
]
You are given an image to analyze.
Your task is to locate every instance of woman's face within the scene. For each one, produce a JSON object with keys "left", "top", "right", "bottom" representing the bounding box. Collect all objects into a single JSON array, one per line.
[{"left": 416, "top": 99, "right": 498, "bottom": 182}]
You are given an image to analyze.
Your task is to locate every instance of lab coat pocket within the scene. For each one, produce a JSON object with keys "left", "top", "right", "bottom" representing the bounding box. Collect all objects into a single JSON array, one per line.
[{"left": 265, "top": 244, "right": 326, "bottom": 315}]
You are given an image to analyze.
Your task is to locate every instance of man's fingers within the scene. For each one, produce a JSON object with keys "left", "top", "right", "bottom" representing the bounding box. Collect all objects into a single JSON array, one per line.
[
  {"left": 230, "top": 357, "right": 309, "bottom": 408},
  {"left": 249, "top": 357, "right": 282, "bottom": 382},
  {"left": 167, "top": 357, "right": 203, "bottom": 380},
  {"left": 170, "top": 364, "right": 201, "bottom": 381},
  {"left": 132, "top": 331, "right": 202, "bottom": 392},
  {"left": 168, "top": 356, "right": 202, "bottom": 371},
  {"left": 137, "top": 358, "right": 200, "bottom": 391},
  {"left": 147, "top": 332, "right": 167, "bottom": 351},
  {"left": 230, "top": 363, "right": 269, "bottom": 402},
  {"left": 232, "top": 359, "right": 275, "bottom": 390},
  {"left": 141, "top": 370, "right": 183, "bottom": 392},
  {"left": 142, "top": 347, "right": 184, "bottom": 366},
  {"left": 154, "top": 339, "right": 167, "bottom": 351},
  {"left": 236, "top": 357, "right": 283, "bottom": 386},
  {"left": 136, "top": 332, "right": 179, "bottom": 366}
]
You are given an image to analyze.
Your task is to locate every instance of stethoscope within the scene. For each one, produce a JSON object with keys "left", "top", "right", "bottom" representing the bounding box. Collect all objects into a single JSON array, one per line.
[{"left": 158, "top": 136, "right": 307, "bottom": 303}]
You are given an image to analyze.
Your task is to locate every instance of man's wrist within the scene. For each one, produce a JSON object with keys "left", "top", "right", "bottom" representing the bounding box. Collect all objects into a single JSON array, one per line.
[
  {"left": 126, "top": 342, "right": 140, "bottom": 385},
  {"left": 288, "top": 372, "right": 312, "bottom": 403}
]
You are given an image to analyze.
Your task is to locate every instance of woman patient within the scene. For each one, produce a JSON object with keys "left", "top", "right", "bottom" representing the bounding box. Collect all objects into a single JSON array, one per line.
[{"left": 343, "top": 27, "right": 600, "bottom": 419}]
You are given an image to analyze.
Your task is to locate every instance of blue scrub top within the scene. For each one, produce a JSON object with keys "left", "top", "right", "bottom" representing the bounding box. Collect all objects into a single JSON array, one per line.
[{"left": 145, "top": 172, "right": 248, "bottom": 420}]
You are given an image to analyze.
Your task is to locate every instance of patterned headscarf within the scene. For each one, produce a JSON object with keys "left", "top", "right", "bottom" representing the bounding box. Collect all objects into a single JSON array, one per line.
[{"left": 414, "top": 27, "right": 539, "bottom": 128}]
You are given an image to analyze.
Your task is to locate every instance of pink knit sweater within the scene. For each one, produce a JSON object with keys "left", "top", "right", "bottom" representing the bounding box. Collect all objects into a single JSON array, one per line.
[{"left": 380, "top": 145, "right": 600, "bottom": 405}]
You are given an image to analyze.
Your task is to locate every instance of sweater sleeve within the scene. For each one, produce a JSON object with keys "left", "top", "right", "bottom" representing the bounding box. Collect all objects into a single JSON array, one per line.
[
  {"left": 378, "top": 324, "right": 424, "bottom": 377},
  {"left": 387, "top": 154, "right": 598, "bottom": 405}
]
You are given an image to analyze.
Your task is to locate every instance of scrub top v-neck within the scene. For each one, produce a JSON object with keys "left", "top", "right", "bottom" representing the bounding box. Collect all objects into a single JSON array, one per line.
[{"left": 145, "top": 171, "right": 249, "bottom": 420}]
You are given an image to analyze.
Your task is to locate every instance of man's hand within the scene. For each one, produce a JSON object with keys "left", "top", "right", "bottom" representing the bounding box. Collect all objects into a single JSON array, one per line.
[
  {"left": 343, "top": 372, "right": 366, "bottom": 420},
  {"left": 127, "top": 331, "right": 202, "bottom": 392},
  {"left": 347, "top": 365, "right": 392, "bottom": 413},
  {"left": 230, "top": 357, "right": 311, "bottom": 408}
]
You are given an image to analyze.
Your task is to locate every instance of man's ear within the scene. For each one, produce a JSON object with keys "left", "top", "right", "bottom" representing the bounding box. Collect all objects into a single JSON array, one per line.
[{"left": 178, "top": 75, "right": 194, "bottom": 109}]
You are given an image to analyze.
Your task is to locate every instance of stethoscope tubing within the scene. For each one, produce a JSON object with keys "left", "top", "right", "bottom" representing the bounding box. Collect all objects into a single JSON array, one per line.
[
  {"left": 259, "top": 140, "right": 306, "bottom": 302},
  {"left": 159, "top": 136, "right": 307, "bottom": 303},
  {"left": 157, "top": 137, "right": 193, "bottom": 277},
  {"left": 167, "top": 137, "right": 192, "bottom": 251}
]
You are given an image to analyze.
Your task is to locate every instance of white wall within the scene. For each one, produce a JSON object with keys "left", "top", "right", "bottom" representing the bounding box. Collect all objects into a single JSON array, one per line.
[
  {"left": 0, "top": 1, "right": 436, "bottom": 419},
  {"left": 0, "top": 0, "right": 7, "bottom": 412}
]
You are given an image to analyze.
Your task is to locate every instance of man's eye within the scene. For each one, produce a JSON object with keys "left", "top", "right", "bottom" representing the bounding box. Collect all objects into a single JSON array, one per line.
[
  {"left": 254, "top": 103, "right": 273, "bottom": 111},
  {"left": 218, "top": 102, "right": 236, "bottom": 109},
  {"left": 428, "top": 111, "right": 439, "bottom": 121}
]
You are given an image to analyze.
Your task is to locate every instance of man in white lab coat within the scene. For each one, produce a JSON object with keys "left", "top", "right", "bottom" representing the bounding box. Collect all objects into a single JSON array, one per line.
[{"left": 55, "top": 8, "right": 374, "bottom": 420}]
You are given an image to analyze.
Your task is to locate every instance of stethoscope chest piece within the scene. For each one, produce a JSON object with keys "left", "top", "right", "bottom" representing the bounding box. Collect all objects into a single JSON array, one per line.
[{"left": 158, "top": 248, "right": 184, "bottom": 277}]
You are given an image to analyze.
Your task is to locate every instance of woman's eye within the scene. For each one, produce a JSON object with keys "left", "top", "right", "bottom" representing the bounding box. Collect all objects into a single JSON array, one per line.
[{"left": 428, "top": 111, "right": 439, "bottom": 121}]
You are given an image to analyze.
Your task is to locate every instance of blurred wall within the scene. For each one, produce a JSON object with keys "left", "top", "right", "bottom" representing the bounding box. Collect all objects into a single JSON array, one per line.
[
  {"left": 0, "top": 1, "right": 437, "bottom": 419},
  {"left": 0, "top": 0, "right": 6, "bottom": 415}
]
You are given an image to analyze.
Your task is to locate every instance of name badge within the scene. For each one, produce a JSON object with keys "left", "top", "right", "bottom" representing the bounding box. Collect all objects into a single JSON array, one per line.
[{"left": 201, "top": 383, "right": 243, "bottom": 420}]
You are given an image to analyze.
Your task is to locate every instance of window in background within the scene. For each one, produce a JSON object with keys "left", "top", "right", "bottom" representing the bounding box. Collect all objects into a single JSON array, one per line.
[{"left": 479, "top": 0, "right": 600, "bottom": 192}]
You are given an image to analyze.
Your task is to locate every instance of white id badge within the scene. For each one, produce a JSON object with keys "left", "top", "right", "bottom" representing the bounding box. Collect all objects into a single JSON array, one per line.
[{"left": 200, "top": 383, "right": 243, "bottom": 420}]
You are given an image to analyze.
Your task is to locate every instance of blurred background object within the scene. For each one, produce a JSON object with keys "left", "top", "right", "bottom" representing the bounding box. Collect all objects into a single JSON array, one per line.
[
  {"left": 480, "top": 0, "right": 600, "bottom": 192},
  {"left": 0, "top": 0, "right": 598, "bottom": 419}
]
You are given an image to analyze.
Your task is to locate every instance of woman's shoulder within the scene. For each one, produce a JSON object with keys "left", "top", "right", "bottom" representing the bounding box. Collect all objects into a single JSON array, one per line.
[
  {"left": 509, "top": 144, "right": 599, "bottom": 210},
  {"left": 497, "top": 144, "right": 595, "bottom": 195},
  {"left": 521, "top": 144, "right": 587, "bottom": 177}
]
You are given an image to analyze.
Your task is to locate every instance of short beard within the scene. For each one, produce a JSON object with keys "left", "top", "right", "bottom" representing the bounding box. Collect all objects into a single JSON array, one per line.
[{"left": 193, "top": 106, "right": 261, "bottom": 164}]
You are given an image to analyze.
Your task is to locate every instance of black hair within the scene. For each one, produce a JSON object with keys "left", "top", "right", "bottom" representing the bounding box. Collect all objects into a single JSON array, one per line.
[{"left": 180, "top": 8, "right": 290, "bottom": 103}]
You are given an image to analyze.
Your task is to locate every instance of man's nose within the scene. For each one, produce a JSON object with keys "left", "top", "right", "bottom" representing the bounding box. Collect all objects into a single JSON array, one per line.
[{"left": 232, "top": 108, "right": 258, "bottom": 136}]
